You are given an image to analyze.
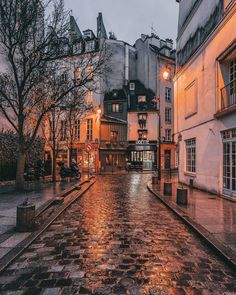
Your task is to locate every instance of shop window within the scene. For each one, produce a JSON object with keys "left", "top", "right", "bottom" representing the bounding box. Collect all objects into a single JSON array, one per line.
[
  {"left": 105, "top": 154, "right": 119, "bottom": 166},
  {"left": 87, "top": 119, "right": 93, "bottom": 141},
  {"left": 186, "top": 138, "right": 196, "bottom": 173}
]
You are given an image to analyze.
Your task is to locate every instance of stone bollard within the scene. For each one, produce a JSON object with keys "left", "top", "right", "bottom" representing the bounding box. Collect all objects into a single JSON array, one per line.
[
  {"left": 176, "top": 188, "right": 188, "bottom": 206},
  {"left": 152, "top": 176, "right": 159, "bottom": 185},
  {"left": 164, "top": 182, "right": 172, "bottom": 196},
  {"left": 16, "top": 200, "right": 35, "bottom": 232}
]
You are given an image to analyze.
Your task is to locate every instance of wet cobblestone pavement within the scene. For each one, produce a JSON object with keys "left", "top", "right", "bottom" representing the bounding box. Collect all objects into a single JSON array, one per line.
[{"left": 0, "top": 175, "right": 235, "bottom": 295}]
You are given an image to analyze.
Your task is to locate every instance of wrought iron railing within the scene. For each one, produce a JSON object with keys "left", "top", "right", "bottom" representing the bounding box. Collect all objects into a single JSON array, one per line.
[{"left": 221, "top": 79, "right": 236, "bottom": 111}]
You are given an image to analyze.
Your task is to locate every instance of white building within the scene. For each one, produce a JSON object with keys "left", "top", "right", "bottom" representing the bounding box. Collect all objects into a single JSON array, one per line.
[{"left": 174, "top": 0, "right": 236, "bottom": 198}]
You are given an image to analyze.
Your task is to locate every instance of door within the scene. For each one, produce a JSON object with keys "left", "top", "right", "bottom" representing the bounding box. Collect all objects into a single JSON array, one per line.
[
  {"left": 164, "top": 150, "right": 171, "bottom": 169},
  {"left": 223, "top": 141, "right": 236, "bottom": 197}
]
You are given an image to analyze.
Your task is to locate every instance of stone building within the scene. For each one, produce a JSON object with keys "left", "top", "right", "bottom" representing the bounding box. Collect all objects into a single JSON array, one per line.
[{"left": 174, "top": 0, "right": 236, "bottom": 198}]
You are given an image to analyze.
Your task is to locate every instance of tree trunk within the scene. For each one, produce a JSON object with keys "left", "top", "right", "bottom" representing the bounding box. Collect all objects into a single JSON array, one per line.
[
  {"left": 16, "top": 151, "right": 26, "bottom": 191},
  {"left": 52, "top": 148, "right": 56, "bottom": 183},
  {"left": 69, "top": 144, "right": 73, "bottom": 167}
]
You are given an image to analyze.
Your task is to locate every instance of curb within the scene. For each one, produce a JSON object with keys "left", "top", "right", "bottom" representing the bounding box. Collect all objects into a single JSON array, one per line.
[
  {"left": 147, "top": 183, "right": 236, "bottom": 271},
  {"left": 0, "top": 179, "right": 96, "bottom": 274}
]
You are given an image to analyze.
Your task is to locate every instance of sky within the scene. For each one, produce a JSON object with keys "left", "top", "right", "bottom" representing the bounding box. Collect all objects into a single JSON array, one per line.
[{"left": 64, "top": 0, "right": 179, "bottom": 46}]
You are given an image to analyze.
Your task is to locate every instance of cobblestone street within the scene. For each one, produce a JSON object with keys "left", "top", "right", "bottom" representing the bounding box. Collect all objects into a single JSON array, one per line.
[{"left": 0, "top": 174, "right": 235, "bottom": 295}]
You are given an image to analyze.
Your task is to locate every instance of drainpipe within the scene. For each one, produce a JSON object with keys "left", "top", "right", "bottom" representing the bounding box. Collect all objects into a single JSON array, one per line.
[{"left": 125, "top": 44, "right": 129, "bottom": 85}]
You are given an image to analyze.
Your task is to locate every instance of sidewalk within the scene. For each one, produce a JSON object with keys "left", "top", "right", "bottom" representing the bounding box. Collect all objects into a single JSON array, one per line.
[
  {"left": 0, "top": 176, "right": 88, "bottom": 260},
  {"left": 147, "top": 178, "right": 236, "bottom": 269}
]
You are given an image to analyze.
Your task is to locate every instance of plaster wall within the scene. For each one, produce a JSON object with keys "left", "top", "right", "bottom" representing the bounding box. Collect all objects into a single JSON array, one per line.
[
  {"left": 128, "top": 112, "right": 158, "bottom": 141},
  {"left": 174, "top": 6, "right": 236, "bottom": 194},
  {"left": 105, "top": 39, "right": 136, "bottom": 92}
]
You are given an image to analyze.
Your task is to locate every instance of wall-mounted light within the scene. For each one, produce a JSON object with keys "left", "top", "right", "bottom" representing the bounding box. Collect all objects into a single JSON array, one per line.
[
  {"left": 97, "top": 105, "right": 102, "bottom": 115},
  {"left": 162, "top": 66, "right": 171, "bottom": 81}
]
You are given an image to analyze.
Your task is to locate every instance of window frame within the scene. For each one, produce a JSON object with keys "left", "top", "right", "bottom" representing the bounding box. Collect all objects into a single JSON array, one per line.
[
  {"left": 86, "top": 119, "right": 93, "bottom": 141},
  {"left": 185, "top": 138, "right": 196, "bottom": 173},
  {"left": 165, "top": 107, "right": 172, "bottom": 124},
  {"left": 165, "top": 87, "right": 172, "bottom": 102}
]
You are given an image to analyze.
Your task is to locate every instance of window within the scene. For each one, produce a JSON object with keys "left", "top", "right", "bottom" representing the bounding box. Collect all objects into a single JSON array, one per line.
[
  {"left": 112, "top": 103, "right": 123, "bottom": 113},
  {"left": 138, "top": 113, "right": 147, "bottom": 129},
  {"left": 138, "top": 113, "right": 147, "bottom": 120},
  {"left": 61, "top": 72, "right": 68, "bottom": 83},
  {"left": 165, "top": 87, "right": 172, "bottom": 102},
  {"left": 75, "top": 120, "right": 80, "bottom": 141},
  {"left": 230, "top": 59, "right": 236, "bottom": 104},
  {"left": 220, "top": 57, "right": 236, "bottom": 111},
  {"left": 165, "top": 107, "right": 172, "bottom": 123},
  {"left": 86, "top": 65, "right": 93, "bottom": 79},
  {"left": 73, "top": 42, "right": 82, "bottom": 54},
  {"left": 60, "top": 120, "right": 67, "bottom": 141},
  {"left": 85, "top": 40, "right": 95, "bottom": 52},
  {"left": 74, "top": 67, "right": 81, "bottom": 81},
  {"left": 165, "top": 129, "right": 171, "bottom": 142},
  {"left": 138, "top": 130, "right": 147, "bottom": 140},
  {"left": 87, "top": 119, "right": 93, "bottom": 141},
  {"left": 130, "top": 82, "right": 135, "bottom": 90},
  {"left": 87, "top": 91, "right": 93, "bottom": 104},
  {"left": 138, "top": 96, "right": 146, "bottom": 103},
  {"left": 222, "top": 129, "right": 236, "bottom": 195},
  {"left": 110, "top": 131, "right": 118, "bottom": 141},
  {"left": 186, "top": 138, "right": 196, "bottom": 173}
]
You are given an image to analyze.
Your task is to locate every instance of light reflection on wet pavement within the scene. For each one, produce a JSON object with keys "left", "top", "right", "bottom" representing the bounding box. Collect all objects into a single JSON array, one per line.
[{"left": 0, "top": 174, "right": 235, "bottom": 295}]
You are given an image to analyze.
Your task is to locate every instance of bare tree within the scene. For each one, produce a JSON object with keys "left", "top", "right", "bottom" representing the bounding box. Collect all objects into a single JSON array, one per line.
[
  {"left": 0, "top": 0, "right": 109, "bottom": 190},
  {"left": 64, "top": 89, "right": 94, "bottom": 167}
]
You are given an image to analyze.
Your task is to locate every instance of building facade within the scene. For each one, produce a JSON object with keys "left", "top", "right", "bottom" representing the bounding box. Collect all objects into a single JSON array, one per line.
[
  {"left": 133, "top": 35, "right": 176, "bottom": 172},
  {"left": 174, "top": 0, "right": 236, "bottom": 197}
]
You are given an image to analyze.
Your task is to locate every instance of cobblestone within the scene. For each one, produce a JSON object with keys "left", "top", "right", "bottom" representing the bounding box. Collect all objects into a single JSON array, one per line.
[{"left": 0, "top": 175, "right": 235, "bottom": 294}]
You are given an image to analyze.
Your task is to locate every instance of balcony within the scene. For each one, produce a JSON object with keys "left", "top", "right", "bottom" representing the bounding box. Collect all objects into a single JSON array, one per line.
[{"left": 215, "top": 79, "right": 236, "bottom": 118}]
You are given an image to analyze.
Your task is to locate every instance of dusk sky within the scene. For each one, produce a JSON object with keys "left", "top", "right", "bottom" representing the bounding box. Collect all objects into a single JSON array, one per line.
[{"left": 65, "top": 0, "right": 179, "bottom": 46}]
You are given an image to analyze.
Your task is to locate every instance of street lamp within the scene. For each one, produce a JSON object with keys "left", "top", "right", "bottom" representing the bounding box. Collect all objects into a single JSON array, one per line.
[{"left": 96, "top": 105, "right": 102, "bottom": 173}]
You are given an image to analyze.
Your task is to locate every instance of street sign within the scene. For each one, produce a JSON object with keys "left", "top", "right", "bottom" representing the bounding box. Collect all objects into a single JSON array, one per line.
[{"left": 85, "top": 143, "right": 92, "bottom": 153}]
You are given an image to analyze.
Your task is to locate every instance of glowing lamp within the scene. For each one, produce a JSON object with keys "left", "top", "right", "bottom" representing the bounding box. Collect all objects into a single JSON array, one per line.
[
  {"left": 97, "top": 106, "right": 102, "bottom": 115},
  {"left": 163, "top": 69, "right": 170, "bottom": 80}
]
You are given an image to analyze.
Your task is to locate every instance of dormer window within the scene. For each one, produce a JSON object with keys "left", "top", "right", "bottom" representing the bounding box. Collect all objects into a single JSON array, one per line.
[
  {"left": 73, "top": 42, "right": 82, "bottom": 54},
  {"left": 85, "top": 40, "right": 95, "bottom": 52},
  {"left": 138, "top": 96, "right": 146, "bottom": 103},
  {"left": 130, "top": 82, "right": 135, "bottom": 91},
  {"left": 84, "top": 31, "right": 92, "bottom": 39}
]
